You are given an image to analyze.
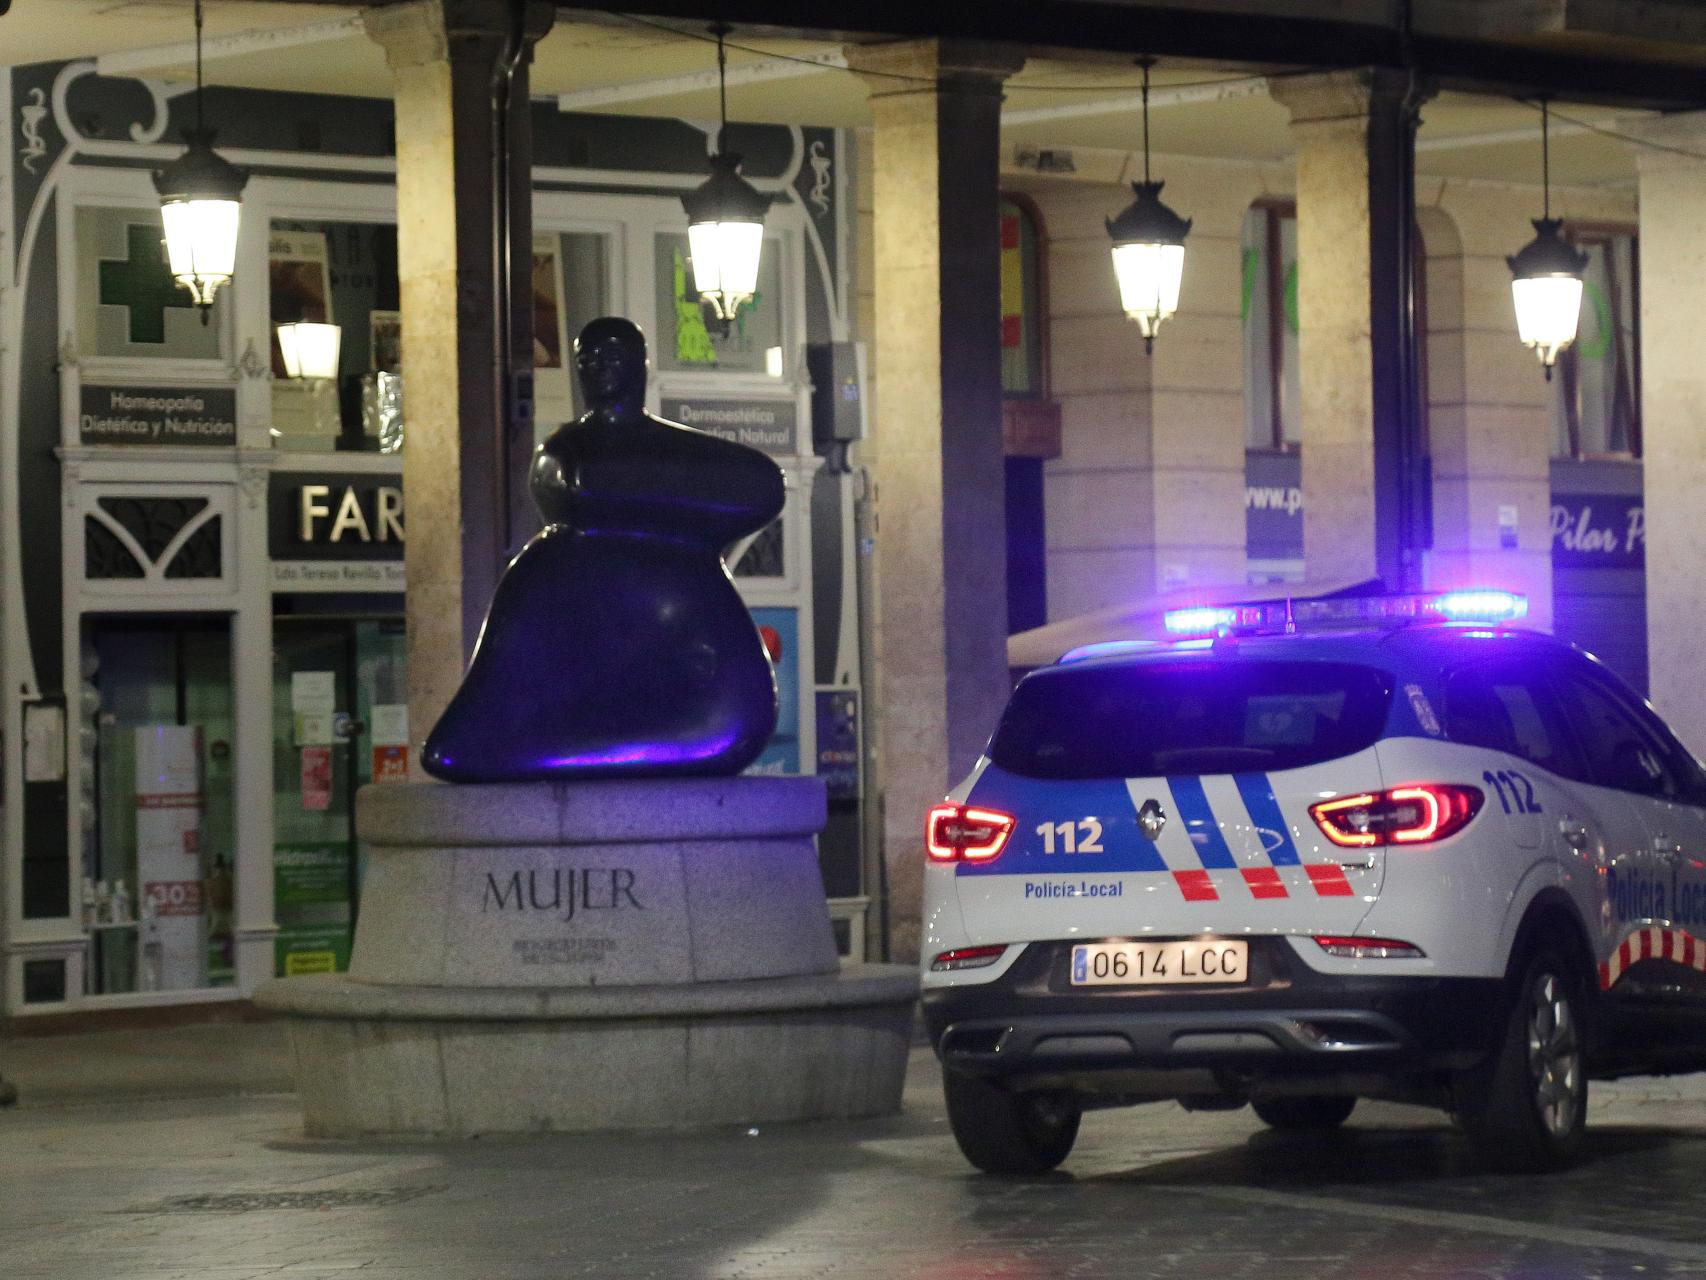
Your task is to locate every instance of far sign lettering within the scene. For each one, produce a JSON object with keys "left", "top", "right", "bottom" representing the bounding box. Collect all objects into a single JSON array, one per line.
[
  {"left": 267, "top": 472, "right": 405, "bottom": 563},
  {"left": 298, "top": 483, "right": 404, "bottom": 545}
]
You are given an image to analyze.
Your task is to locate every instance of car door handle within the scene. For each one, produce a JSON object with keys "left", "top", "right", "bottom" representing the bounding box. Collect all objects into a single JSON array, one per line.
[{"left": 1559, "top": 819, "right": 1589, "bottom": 850}]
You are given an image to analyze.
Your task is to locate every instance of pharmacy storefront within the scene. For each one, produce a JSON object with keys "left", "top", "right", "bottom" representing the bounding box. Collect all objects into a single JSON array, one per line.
[{"left": 3, "top": 61, "right": 869, "bottom": 1012}]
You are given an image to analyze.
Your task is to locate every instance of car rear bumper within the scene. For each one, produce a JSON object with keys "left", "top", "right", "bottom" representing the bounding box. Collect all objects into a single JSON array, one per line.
[{"left": 923, "top": 941, "right": 1504, "bottom": 1084}]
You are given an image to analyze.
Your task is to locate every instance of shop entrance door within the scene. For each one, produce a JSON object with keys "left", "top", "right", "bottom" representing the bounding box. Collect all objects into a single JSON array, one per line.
[{"left": 272, "top": 616, "right": 406, "bottom": 977}]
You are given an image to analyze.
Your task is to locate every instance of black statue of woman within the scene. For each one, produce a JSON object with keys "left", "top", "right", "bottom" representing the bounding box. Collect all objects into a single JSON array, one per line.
[{"left": 421, "top": 317, "right": 785, "bottom": 782}]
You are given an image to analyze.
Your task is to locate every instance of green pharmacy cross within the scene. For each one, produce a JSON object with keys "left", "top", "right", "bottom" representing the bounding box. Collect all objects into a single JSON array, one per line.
[{"left": 99, "top": 223, "right": 194, "bottom": 345}]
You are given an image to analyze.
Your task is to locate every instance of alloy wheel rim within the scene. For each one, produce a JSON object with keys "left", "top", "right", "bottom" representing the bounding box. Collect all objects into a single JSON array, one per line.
[{"left": 1526, "top": 970, "right": 1582, "bottom": 1139}]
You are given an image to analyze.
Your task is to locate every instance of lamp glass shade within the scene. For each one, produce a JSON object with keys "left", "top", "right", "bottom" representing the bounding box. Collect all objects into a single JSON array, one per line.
[
  {"left": 276, "top": 321, "right": 342, "bottom": 380},
  {"left": 160, "top": 197, "right": 240, "bottom": 309},
  {"left": 1110, "top": 241, "right": 1186, "bottom": 338},
  {"left": 154, "top": 126, "right": 248, "bottom": 312},
  {"left": 687, "top": 220, "right": 764, "bottom": 321},
  {"left": 1510, "top": 276, "right": 1583, "bottom": 369}
]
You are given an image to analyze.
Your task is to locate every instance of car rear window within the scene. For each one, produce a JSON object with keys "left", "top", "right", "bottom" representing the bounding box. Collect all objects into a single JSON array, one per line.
[{"left": 988, "top": 660, "right": 1394, "bottom": 780}]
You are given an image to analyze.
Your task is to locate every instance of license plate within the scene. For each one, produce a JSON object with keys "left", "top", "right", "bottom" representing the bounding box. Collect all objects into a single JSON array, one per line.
[{"left": 1070, "top": 939, "right": 1248, "bottom": 986}]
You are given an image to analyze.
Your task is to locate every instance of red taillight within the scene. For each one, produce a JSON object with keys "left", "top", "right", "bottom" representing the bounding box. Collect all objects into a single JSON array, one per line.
[
  {"left": 930, "top": 945, "right": 1008, "bottom": 972},
  {"left": 1309, "top": 784, "right": 1482, "bottom": 848},
  {"left": 1312, "top": 935, "right": 1426, "bottom": 959},
  {"left": 926, "top": 804, "right": 1016, "bottom": 862}
]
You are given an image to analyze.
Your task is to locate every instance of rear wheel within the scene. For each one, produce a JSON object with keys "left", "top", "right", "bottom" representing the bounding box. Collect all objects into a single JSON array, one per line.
[
  {"left": 942, "top": 1070, "right": 1081, "bottom": 1175},
  {"left": 1455, "top": 947, "right": 1587, "bottom": 1172},
  {"left": 1252, "top": 1095, "right": 1356, "bottom": 1131}
]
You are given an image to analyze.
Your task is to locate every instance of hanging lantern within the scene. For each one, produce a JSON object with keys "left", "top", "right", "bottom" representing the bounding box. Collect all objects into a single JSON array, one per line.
[
  {"left": 682, "top": 155, "right": 769, "bottom": 329},
  {"left": 680, "top": 24, "right": 769, "bottom": 334},
  {"left": 1107, "top": 57, "right": 1191, "bottom": 352},
  {"left": 152, "top": 0, "right": 247, "bottom": 319},
  {"left": 1507, "top": 100, "right": 1586, "bottom": 379},
  {"left": 276, "top": 322, "right": 342, "bottom": 381}
]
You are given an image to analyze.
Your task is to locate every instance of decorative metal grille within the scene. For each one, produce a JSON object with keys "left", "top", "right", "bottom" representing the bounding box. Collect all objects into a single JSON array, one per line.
[
  {"left": 164, "top": 516, "right": 222, "bottom": 579},
  {"left": 97, "top": 496, "right": 208, "bottom": 561},
  {"left": 732, "top": 518, "right": 784, "bottom": 578},
  {"left": 84, "top": 517, "right": 145, "bottom": 579}
]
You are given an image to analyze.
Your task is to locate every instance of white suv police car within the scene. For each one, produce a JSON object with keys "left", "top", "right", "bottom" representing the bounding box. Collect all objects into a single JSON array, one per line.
[{"left": 923, "top": 591, "right": 1706, "bottom": 1175}]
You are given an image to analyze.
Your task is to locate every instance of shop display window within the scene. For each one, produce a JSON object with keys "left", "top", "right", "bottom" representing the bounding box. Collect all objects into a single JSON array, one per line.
[
  {"left": 999, "top": 197, "right": 1045, "bottom": 399},
  {"left": 271, "top": 617, "right": 407, "bottom": 977},
  {"left": 268, "top": 219, "right": 401, "bottom": 452},
  {"left": 1551, "top": 230, "right": 1640, "bottom": 459},
  {"left": 79, "top": 618, "right": 236, "bottom": 995},
  {"left": 1241, "top": 203, "right": 1301, "bottom": 451},
  {"left": 546, "top": 231, "right": 612, "bottom": 435}
]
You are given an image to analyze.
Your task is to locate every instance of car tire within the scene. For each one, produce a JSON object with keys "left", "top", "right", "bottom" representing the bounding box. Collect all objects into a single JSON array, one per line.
[
  {"left": 1454, "top": 946, "right": 1588, "bottom": 1173},
  {"left": 942, "top": 1070, "right": 1081, "bottom": 1176},
  {"left": 1251, "top": 1095, "right": 1356, "bottom": 1131}
]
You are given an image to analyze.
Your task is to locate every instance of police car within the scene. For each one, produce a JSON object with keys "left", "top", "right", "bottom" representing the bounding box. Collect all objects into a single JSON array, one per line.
[{"left": 923, "top": 590, "right": 1706, "bottom": 1175}]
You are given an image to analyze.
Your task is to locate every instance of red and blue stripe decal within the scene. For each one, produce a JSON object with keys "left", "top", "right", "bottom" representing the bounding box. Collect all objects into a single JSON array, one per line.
[
  {"left": 1233, "top": 773, "right": 1301, "bottom": 865},
  {"left": 961, "top": 766, "right": 1358, "bottom": 899},
  {"left": 1166, "top": 776, "right": 1238, "bottom": 868}
]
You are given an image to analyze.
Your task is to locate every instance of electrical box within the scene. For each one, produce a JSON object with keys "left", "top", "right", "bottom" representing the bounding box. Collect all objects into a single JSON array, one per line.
[{"left": 807, "top": 341, "right": 867, "bottom": 450}]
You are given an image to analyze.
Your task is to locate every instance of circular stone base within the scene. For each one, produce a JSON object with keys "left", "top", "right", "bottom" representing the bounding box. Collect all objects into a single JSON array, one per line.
[
  {"left": 258, "top": 776, "right": 919, "bottom": 1136},
  {"left": 256, "top": 966, "right": 918, "bottom": 1136}
]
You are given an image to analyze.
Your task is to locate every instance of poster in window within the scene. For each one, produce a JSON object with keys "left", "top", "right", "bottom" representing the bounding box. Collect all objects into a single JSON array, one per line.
[
  {"left": 653, "top": 231, "right": 784, "bottom": 376},
  {"left": 746, "top": 607, "right": 800, "bottom": 775},
  {"left": 533, "top": 234, "right": 574, "bottom": 424},
  {"left": 268, "top": 230, "right": 334, "bottom": 372},
  {"left": 370, "top": 310, "right": 402, "bottom": 373},
  {"left": 134, "top": 724, "right": 208, "bottom": 991}
]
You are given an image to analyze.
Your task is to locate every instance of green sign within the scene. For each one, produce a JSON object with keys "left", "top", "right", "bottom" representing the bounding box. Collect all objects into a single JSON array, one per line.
[{"left": 273, "top": 841, "right": 352, "bottom": 976}]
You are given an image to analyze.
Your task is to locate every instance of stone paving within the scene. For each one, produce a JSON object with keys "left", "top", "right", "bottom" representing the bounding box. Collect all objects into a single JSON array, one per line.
[{"left": 8, "top": 1020, "right": 1706, "bottom": 1278}]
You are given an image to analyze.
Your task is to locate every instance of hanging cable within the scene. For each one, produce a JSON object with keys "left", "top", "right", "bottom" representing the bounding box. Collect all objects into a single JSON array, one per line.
[
  {"left": 606, "top": 6, "right": 1706, "bottom": 161},
  {"left": 193, "top": 0, "right": 204, "bottom": 131},
  {"left": 1542, "top": 98, "right": 1551, "bottom": 218},
  {"left": 713, "top": 21, "right": 729, "bottom": 152},
  {"left": 1513, "top": 95, "right": 1706, "bottom": 164},
  {"left": 1139, "top": 56, "right": 1153, "bottom": 184},
  {"left": 602, "top": 9, "right": 1273, "bottom": 95}
]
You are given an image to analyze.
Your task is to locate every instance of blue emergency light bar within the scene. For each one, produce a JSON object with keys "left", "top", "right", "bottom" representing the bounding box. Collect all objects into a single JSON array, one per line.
[{"left": 1162, "top": 589, "right": 1528, "bottom": 638}]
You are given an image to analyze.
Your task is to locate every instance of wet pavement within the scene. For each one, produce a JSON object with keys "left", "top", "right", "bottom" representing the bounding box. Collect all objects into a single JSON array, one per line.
[{"left": 6, "top": 1019, "right": 1706, "bottom": 1278}]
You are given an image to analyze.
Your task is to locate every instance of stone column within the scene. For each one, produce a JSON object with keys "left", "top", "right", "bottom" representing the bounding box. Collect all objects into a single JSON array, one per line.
[
  {"left": 1627, "top": 112, "right": 1706, "bottom": 755},
  {"left": 844, "top": 41, "right": 1022, "bottom": 962},
  {"left": 1271, "top": 71, "right": 1427, "bottom": 590},
  {"left": 364, "top": 0, "right": 552, "bottom": 767},
  {"left": 1413, "top": 198, "right": 1554, "bottom": 628}
]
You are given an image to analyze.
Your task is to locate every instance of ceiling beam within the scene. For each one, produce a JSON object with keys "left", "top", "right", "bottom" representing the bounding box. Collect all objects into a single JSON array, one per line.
[
  {"left": 557, "top": 45, "right": 847, "bottom": 111},
  {"left": 611, "top": 2, "right": 1706, "bottom": 110},
  {"left": 1002, "top": 76, "right": 1270, "bottom": 127},
  {"left": 1415, "top": 113, "right": 1651, "bottom": 153},
  {"left": 95, "top": 15, "right": 364, "bottom": 78}
]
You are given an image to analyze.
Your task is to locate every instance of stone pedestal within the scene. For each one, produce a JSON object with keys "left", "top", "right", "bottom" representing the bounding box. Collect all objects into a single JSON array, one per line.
[{"left": 256, "top": 777, "right": 918, "bottom": 1137}]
